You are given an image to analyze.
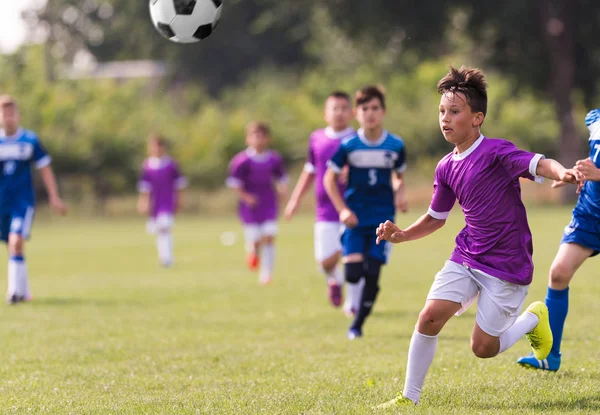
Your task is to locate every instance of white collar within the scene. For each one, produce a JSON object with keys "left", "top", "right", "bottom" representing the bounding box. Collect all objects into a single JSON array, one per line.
[
  {"left": 246, "top": 147, "right": 271, "bottom": 162},
  {"left": 148, "top": 156, "right": 171, "bottom": 169},
  {"left": 324, "top": 126, "right": 354, "bottom": 140},
  {"left": 0, "top": 127, "right": 23, "bottom": 140},
  {"left": 357, "top": 128, "right": 387, "bottom": 146},
  {"left": 452, "top": 134, "right": 485, "bottom": 161}
]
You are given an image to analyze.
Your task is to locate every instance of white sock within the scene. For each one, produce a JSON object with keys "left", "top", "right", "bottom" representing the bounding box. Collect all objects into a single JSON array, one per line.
[
  {"left": 156, "top": 232, "right": 173, "bottom": 265},
  {"left": 259, "top": 244, "right": 275, "bottom": 281},
  {"left": 320, "top": 264, "right": 344, "bottom": 285},
  {"left": 403, "top": 330, "right": 438, "bottom": 405},
  {"left": 7, "top": 257, "right": 19, "bottom": 297},
  {"left": 351, "top": 278, "right": 365, "bottom": 310},
  {"left": 17, "top": 259, "right": 29, "bottom": 299},
  {"left": 498, "top": 311, "right": 539, "bottom": 354}
]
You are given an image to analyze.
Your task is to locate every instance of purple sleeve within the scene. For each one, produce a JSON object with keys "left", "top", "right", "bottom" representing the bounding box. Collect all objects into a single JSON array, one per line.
[
  {"left": 497, "top": 140, "right": 544, "bottom": 182},
  {"left": 428, "top": 163, "right": 456, "bottom": 220},
  {"left": 273, "top": 153, "right": 288, "bottom": 184},
  {"left": 226, "top": 154, "right": 247, "bottom": 189},
  {"left": 172, "top": 162, "right": 189, "bottom": 189},
  {"left": 137, "top": 165, "right": 151, "bottom": 193},
  {"left": 304, "top": 135, "right": 316, "bottom": 174}
]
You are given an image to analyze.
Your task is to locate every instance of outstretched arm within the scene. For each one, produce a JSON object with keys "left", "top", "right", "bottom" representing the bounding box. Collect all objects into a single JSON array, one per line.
[
  {"left": 39, "top": 165, "right": 67, "bottom": 215},
  {"left": 536, "top": 158, "right": 582, "bottom": 184},
  {"left": 284, "top": 171, "right": 314, "bottom": 220},
  {"left": 376, "top": 213, "right": 445, "bottom": 244}
]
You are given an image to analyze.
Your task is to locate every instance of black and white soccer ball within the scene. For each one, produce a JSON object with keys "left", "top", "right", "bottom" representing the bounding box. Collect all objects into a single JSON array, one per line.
[{"left": 149, "top": 0, "right": 223, "bottom": 43}]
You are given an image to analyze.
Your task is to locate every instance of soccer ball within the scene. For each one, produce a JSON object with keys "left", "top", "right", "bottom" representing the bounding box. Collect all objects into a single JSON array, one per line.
[{"left": 149, "top": 0, "right": 223, "bottom": 43}]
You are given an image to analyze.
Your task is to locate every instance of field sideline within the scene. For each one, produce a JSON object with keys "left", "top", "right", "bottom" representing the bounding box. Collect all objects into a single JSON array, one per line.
[{"left": 0, "top": 206, "right": 599, "bottom": 414}]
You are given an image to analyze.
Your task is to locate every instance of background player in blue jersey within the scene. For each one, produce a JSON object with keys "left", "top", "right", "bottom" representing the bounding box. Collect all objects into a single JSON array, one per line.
[
  {"left": 0, "top": 96, "right": 67, "bottom": 304},
  {"left": 324, "top": 86, "right": 408, "bottom": 339},
  {"left": 517, "top": 108, "right": 600, "bottom": 371}
]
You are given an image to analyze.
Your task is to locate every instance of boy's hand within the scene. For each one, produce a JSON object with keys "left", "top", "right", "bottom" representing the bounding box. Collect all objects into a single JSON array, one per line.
[
  {"left": 50, "top": 195, "right": 68, "bottom": 216},
  {"left": 559, "top": 168, "right": 583, "bottom": 185},
  {"left": 284, "top": 199, "right": 298, "bottom": 220},
  {"left": 395, "top": 194, "right": 408, "bottom": 213},
  {"left": 242, "top": 193, "right": 258, "bottom": 208},
  {"left": 376, "top": 220, "right": 406, "bottom": 244},
  {"left": 575, "top": 158, "right": 600, "bottom": 181},
  {"left": 339, "top": 207, "right": 358, "bottom": 228},
  {"left": 137, "top": 198, "right": 149, "bottom": 215}
]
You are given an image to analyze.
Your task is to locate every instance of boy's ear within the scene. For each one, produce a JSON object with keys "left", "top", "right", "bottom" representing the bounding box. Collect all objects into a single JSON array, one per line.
[{"left": 473, "top": 112, "right": 485, "bottom": 127}]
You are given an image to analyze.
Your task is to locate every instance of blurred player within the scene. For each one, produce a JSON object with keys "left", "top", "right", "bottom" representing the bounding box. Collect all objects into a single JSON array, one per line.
[
  {"left": 0, "top": 95, "right": 67, "bottom": 304},
  {"left": 375, "top": 66, "right": 582, "bottom": 408},
  {"left": 227, "top": 122, "right": 288, "bottom": 285},
  {"left": 284, "top": 91, "right": 364, "bottom": 312},
  {"left": 517, "top": 108, "right": 600, "bottom": 371},
  {"left": 324, "top": 86, "right": 408, "bottom": 339},
  {"left": 137, "top": 134, "right": 188, "bottom": 267}
]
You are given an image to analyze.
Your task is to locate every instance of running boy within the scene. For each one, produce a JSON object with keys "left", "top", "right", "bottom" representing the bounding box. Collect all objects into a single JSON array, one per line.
[
  {"left": 324, "top": 86, "right": 408, "bottom": 339},
  {"left": 375, "top": 66, "right": 582, "bottom": 408},
  {"left": 137, "top": 134, "right": 188, "bottom": 267},
  {"left": 0, "top": 95, "right": 67, "bottom": 304},
  {"left": 284, "top": 91, "right": 363, "bottom": 312},
  {"left": 517, "top": 108, "right": 600, "bottom": 371},
  {"left": 227, "top": 122, "right": 288, "bottom": 285}
]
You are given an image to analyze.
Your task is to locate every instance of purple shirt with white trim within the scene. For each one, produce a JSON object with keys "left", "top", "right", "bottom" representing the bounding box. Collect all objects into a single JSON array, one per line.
[
  {"left": 428, "top": 135, "right": 544, "bottom": 285},
  {"left": 227, "top": 148, "right": 287, "bottom": 224},
  {"left": 138, "top": 156, "right": 188, "bottom": 218},
  {"left": 305, "top": 127, "right": 355, "bottom": 222}
]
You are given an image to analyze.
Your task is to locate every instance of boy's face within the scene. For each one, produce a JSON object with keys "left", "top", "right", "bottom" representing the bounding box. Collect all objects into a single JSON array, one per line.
[
  {"left": 324, "top": 97, "right": 352, "bottom": 131},
  {"left": 148, "top": 140, "right": 166, "bottom": 158},
  {"left": 246, "top": 130, "right": 270, "bottom": 152},
  {"left": 0, "top": 104, "right": 20, "bottom": 133},
  {"left": 438, "top": 92, "right": 484, "bottom": 145},
  {"left": 355, "top": 98, "right": 385, "bottom": 130}
]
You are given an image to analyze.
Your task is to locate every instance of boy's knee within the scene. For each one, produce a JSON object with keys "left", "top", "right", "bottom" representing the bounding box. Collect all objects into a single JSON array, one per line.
[
  {"left": 470, "top": 339, "right": 498, "bottom": 359},
  {"left": 8, "top": 235, "right": 24, "bottom": 255},
  {"left": 344, "top": 262, "right": 364, "bottom": 284},
  {"left": 417, "top": 308, "right": 446, "bottom": 336},
  {"left": 549, "top": 261, "right": 573, "bottom": 287}
]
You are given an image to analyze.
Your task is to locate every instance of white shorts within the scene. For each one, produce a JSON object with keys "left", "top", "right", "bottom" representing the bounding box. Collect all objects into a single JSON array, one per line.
[
  {"left": 244, "top": 221, "right": 278, "bottom": 243},
  {"left": 314, "top": 221, "right": 342, "bottom": 262},
  {"left": 427, "top": 261, "right": 529, "bottom": 337},
  {"left": 146, "top": 213, "right": 174, "bottom": 234}
]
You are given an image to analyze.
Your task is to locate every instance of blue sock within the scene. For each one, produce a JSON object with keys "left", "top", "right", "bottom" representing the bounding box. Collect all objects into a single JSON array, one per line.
[{"left": 546, "top": 286, "right": 569, "bottom": 356}]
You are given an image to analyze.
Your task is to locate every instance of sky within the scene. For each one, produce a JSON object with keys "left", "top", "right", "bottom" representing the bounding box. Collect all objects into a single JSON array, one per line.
[{"left": 0, "top": 0, "right": 45, "bottom": 53}]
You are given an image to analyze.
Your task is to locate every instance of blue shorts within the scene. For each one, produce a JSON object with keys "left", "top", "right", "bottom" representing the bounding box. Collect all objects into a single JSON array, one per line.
[
  {"left": 342, "top": 225, "right": 391, "bottom": 264},
  {"left": 561, "top": 214, "right": 600, "bottom": 257},
  {"left": 0, "top": 206, "right": 35, "bottom": 242}
]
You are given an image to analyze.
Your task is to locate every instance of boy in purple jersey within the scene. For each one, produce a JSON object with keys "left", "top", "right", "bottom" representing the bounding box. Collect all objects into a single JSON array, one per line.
[
  {"left": 375, "top": 67, "right": 582, "bottom": 408},
  {"left": 227, "top": 122, "right": 288, "bottom": 285},
  {"left": 284, "top": 91, "right": 363, "bottom": 312},
  {"left": 137, "top": 135, "right": 188, "bottom": 267},
  {"left": 0, "top": 96, "right": 67, "bottom": 304}
]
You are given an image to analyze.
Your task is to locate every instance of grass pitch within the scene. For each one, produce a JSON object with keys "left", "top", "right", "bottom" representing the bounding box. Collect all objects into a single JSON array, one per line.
[{"left": 1, "top": 206, "right": 599, "bottom": 414}]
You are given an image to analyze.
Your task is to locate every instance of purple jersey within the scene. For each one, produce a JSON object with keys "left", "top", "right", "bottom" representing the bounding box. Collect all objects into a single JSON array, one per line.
[
  {"left": 137, "top": 157, "right": 188, "bottom": 217},
  {"left": 226, "top": 148, "right": 287, "bottom": 224},
  {"left": 428, "top": 135, "right": 544, "bottom": 285},
  {"left": 304, "top": 127, "right": 355, "bottom": 222}
]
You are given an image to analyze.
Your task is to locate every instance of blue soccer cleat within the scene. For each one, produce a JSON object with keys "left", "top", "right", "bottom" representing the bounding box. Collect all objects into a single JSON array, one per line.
[
  {"left": 347, "top": 327, "right": 362, "bottom": 340},
  {"left": 517, "top": 351, "right": 561, "bottom": 371}
]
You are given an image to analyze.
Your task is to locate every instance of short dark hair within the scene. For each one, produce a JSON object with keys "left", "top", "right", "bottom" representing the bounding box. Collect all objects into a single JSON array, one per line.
[
  {"left": 437, "top": 66, "right": 487, "bottom": 116},
  {"left": 355, "top": 86, "right": 386, "bottom": 110},
  {"left": 148, "top": 133, "right": 168, "bottom": 148},
  {"left": 327, "top": 91, "right": 351, "bottom": 103},
  {"left": 0, "top": 95, "right": 17, "bottom": 109},
  {"left": 246, "top": 121, "right": 270, "bottom": 136}
]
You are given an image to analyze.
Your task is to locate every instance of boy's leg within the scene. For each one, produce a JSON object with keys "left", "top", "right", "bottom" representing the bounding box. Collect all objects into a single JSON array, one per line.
[
  {"left": 7, "top": 209, "right": 34, "bottom": 303},
  {"left": 258, "top": 221, "right": 278, "bottom": 284},
  {"left": 341, "top": 227, "right": 366, "bottom": 337},
  {"left": 155, "top": 214, "right": 174, "bottom": 267},
  {"left": 314, "top": 222, "right": 343, "bottom": 307},
  {"left": 243, "top": 224, "right": 261, "bottom": 271}
]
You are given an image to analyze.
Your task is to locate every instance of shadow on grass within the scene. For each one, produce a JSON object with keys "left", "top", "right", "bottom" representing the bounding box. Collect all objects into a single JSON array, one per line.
[
  {"left": 28, "top": 297, "right": 125, "bottom": 307},
  {"left": 473, "top": 395, "right": 600, "bottom": 412}
]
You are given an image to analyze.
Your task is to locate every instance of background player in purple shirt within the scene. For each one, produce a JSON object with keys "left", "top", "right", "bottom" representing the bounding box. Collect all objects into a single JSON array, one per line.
[
  {"left": 284, "top": 91, "right": 364, "bottom": 313},
  {"left": 227, "top": 122, "right": 288, "bottom": 285},
  {"left": 137, "top": 135, "right": 188, "bottom": 268},
  {"left": 375, "top": 66, "right": 582, "bottom": 408}
]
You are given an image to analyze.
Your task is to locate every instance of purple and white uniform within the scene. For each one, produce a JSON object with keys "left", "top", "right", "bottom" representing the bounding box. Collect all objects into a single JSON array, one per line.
[
  {"left": 227, "top": 148, "right": 287, "bottom": 241},
  {"left": 304, "top": 127, "right": 355, "bottom": 261},
  {"left": 426, "top": 135, "right": 544, "bottom": 336},
  {"left": 138, "top": 156, "right": 188, "bottom": 232}
]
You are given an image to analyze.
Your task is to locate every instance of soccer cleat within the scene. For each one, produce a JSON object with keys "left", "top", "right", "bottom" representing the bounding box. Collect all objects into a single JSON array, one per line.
[
  {"left": 329, "top": 283, "right": 343, "bottom": 307},
  {"left": 517, "top": 351, "right": 561, "bottom": 371},
  {"left": 347, "top": 327, "right": 362, "bottom": 340},
  {"left": 259, "top": 275, "right": 272, "bottom": 285},
  {"left": 374, "top": 393, "right": 415, "bottom": 409},
  {"left": 246, "top": 253, "right": 259, "bottom": 271},
  {"left": 6, "top": 294, "right": 24, "bottom": 305},
  {"left": 524, "top": 301, "right": 553, "bottom": 360}
]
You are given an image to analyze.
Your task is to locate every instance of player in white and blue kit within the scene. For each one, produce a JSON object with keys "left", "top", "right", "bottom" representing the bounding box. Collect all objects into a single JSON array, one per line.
[
  {"left": 0, "top": 96, "right": 67, "bottom": 304},
  {"left": 517, "top": 108, "right": 600, "bottom": 371},
  {"left": 324, "top": 86, "right": 408, "bottom": 339}
]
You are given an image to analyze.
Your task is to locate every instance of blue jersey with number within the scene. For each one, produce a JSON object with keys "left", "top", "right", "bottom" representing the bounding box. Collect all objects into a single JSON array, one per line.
[
  {"left": 0, "top": 128, "right": 51, "bottom": 213},
  {"left": 328, "top": 129, "right": 406, "bottom": 226}
]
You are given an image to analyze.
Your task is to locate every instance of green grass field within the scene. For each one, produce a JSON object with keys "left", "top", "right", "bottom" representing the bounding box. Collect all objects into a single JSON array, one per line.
[{"left": 1, "top": 206, "right": 599, "bottom": 414}]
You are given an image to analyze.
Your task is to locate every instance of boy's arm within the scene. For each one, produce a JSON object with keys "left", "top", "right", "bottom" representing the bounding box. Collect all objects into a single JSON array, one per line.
[
  {"left": 376, "top": 213, "right": 445, "bottom": 244},
  {"left": 535, "top": 158, "right": 582, "bottom": 184},
  {"left": 324, "top": 168, "right": 357, "bottom": 227},
  {"left": 137, "top": 191, "right": 150, "bottom": 214},
  {"left": 393, "top": 172, "right": 408, "bottom": 213},
  {"left": 284, "top": 171, "right": 314, "bottom": 220},
  {"left": 39, "top": 165, "right": 67, "bottom": 215}
]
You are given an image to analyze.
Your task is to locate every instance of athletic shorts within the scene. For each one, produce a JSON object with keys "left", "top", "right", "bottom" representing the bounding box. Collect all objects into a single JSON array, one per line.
[
  {"left": 244, "top": 220, "right": 278, "bottom": 243},
  {"left": 341, "top": 225, "right": 391, "bottom": 264},
  {"left": 314, "top": 221, "right": 343, "bottom": 262},
  {"left": 147, "top": 213, "right": 174, "bottom": 234},
  {"left": 561, "top": 214, "right": 600, "bottom": 257},
  {"left": 0, "top": 205, "right": 35, "bottom": 242}
]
